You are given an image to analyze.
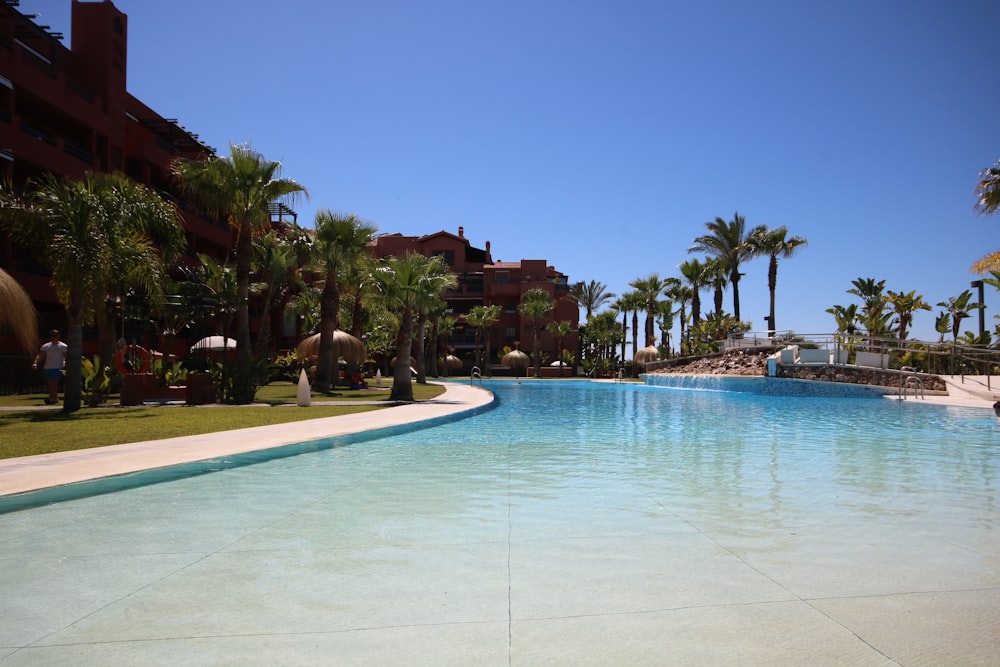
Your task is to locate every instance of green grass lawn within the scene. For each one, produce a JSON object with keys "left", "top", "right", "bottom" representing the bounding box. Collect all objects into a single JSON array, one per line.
[{"left": 0, "top": 380, "right": 446, "bottom": 459}]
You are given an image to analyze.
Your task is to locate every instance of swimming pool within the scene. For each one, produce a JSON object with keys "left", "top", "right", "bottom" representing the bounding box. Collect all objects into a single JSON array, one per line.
[{"left": 2, "top": 380, "right": 999, "bottom": 665}]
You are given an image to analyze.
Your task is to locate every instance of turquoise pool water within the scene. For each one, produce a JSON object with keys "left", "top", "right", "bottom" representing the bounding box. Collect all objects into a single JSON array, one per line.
[{"left": 2, "top": 380, "right": 999, "bottom": 665}]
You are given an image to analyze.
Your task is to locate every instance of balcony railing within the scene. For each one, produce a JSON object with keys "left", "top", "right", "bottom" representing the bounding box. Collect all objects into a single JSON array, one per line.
[{"left": 63, "top": 140, "right": 93, "bottom": 164}]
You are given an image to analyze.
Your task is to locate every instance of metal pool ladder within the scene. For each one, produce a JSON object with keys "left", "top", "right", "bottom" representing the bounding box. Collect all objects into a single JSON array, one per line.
[
  {"left": 471, "top": 366, "right": 482, "bottom": 386},
  {"left": 898, "top": 366, "right": 924, "bottom": 400}
]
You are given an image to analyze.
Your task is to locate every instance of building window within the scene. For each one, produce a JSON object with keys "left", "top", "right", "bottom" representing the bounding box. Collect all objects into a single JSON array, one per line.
[
  {"left": 505, "top": 327, "right": 516, "bottom": 340},
  {"left": 504, "top": 303, "right": 516, "bottom": 314},
  {"left": 432, "top": 249, "right": 455, "bottom": 266},
  {"left": 496, "top": 271, "right": 509, "bottom": 283},
  {"left": 282, "top": 307, "right": 298, "bottom": 337}
]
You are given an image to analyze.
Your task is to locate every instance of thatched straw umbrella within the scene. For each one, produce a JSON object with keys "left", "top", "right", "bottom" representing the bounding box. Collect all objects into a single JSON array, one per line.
[
  {"left": 0, "top": 268, "right": 38, "bottom": 354},
  {"left": 445, "top": 354, "right": 463, "bottom": 372},
  {"left": 502, "top": 346, "right": 530, "bottom": 374},
  {"left": 634, "top": 345, "right": 660, "bottom": 366},
  {"left": 296, "top": 330, "right": 366, "bottom": 363}
]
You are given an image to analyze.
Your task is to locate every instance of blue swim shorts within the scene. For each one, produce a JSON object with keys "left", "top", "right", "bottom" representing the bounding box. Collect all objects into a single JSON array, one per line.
[{"left": 43, "top": 368, "right": 62, "bottom": 382}]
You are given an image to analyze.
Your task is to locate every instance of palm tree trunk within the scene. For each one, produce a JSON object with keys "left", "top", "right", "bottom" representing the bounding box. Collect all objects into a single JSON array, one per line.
[
  {"left": 414, "top": 313, "right": 427, "bottom": 384},
  {"left": 64, "top": 298, "right": 85, "bottom": 413},
  {"left": 316, "top": 275, "right": 339, "bottom": 393},
  {"left": 391, "top": 308, "right": 414, "bottom": 401}
]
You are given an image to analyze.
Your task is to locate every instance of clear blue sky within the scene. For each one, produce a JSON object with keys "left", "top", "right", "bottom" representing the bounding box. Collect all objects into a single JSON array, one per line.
[{"left": 45, "top": 0, "right": 1000, "bottom": 342}]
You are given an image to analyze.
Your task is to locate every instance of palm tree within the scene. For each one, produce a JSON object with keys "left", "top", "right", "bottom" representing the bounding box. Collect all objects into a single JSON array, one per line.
[
  {"left": 703, "top": 257, "right": 728, "bottom": 317},
  {"left": 665, "top": 282, "right": 692, "bottom": 356},
  {"left": 171, "top": 143, "right": 306, "bottom": 403},
  {"left": 548, "top": 319, "right": 574, "bottom": 376},
  {"left": 413, "top": 258, "right": 457, "bottom": 383},
  {"left": 519, "top": 288, "right": 555, "bottom": 378},
  {"left": 371, "top": 253, "right": 451, "bottom": 401},
  {"left": 679, "top": 258, "right": 710, "bottom": 328},
  {"left": 250, "top": 228, "right": 307, "bottom": 356},
  {"left": 747, "top": 225, "right": 807, "bottom": 334},
  {"left": 937, "top": 291, "right": 981, "bottom": 344},
  {"left": 466, "top": 304, "right": 501, "bottom": 370},
  {"left": 570, "top": 280, "right": 615, "bottom": 319},
  {"left": 310, "top": 211, "right": 377, "bottom": 392},
  {"left": 7, "top": 173, "right": 185, "bottom": 411},
  {"left": 654, "top": 299, "right": 674, "bottom": 354},
  {"left": 629, "top": 273, "right": 664, "bottom": 348},
  {"left": 689, "top": 212, "right": 759, "bottom": 321},
  {"left": 886, "top": 290, "right": 931, "bottom": 343}
]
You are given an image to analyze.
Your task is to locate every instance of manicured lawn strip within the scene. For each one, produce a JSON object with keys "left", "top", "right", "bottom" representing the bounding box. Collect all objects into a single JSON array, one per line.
[
  {"left": 0, "top": 381, "right": 447, "bottom": 459},
  {"left": 0, "top": 405, "right": 384, "bottom": 459}
]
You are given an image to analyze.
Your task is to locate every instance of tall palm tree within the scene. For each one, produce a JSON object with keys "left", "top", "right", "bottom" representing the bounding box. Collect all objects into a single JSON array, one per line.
[
  {"left": 310, "top": 211, "right": 377, "bottom": 392},
  {"left": 703, "top": 257, "right": 728, "bottom": 317},
  {"left": 629, "top": 273, "right": 664, "bottom": 348},
  {"left": 886, "top": 290, "right": 930, "bottom": 342},
  {"left": 86, "top": 173, "right": 186, "bottom": 367},
  {"left": 371, "top": 253, "right": 450, "bottom": 401},
  {"left": 519, "top": 288, "right": 555, "bottom": 378},
  {"left": 466, "top": 304, "right": 501, "bottom": 370},
  {"left": 655, "top": 299, "right": 676, "bottom": 354},
  {"left": 665, "top": 282, "right": 691, "bottom": 355},
  {"left": 413, "top": 258, "right": 457, "bottom": 384},
  {"left": 689, "top": 212, "right": 759, "bottom": 321},
  {"left": 171, "top": 143, "right": 306, "bottom": 403},
  {"left": 679, "top": 258, "right": 710, "bottom": 328},
  {"left": 747, "top": 225, "right": 807, "bottom": 334},
  {"left": 250, "top": 228, "right": 307, "bottom": 356},
  {"left": 570, "top": 280, "right": 615, "bottom": 319},
  {"left": 8, "top": 173, "right": 185, "bottom": 411}
]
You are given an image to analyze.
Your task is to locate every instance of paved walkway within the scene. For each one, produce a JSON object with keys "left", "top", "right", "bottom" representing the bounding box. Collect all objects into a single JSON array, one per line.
[{"left": 0, "top": 382, "right": 493, "bottom": 498}]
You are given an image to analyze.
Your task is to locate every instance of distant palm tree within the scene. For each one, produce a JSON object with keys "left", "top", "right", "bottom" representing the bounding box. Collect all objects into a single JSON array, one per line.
[
  {"left": 548, "top": 320, "right": 574, "bottom": 376},
  {"left": 570, "top": 280, "right": 615, "bottom": 319},
  {"left": 747, "top": 226, "right": 807, "bottom": 334},
  {"left": 679, "top": 258, "right": 710, "bottom": 328},
  {"left": 937, "top": 290, "right": 981, "bottom": 344},
  {"left": 665, "top": 282, "right": 692, "bottom": 355},
  {"left": 703, "top": 257, "right": 728, "bottom": 317},
  {"left": 519, "top": 288, "right": 555, "bottom": 378},
  {"left": 466, "top": 304, "right": 502, "bottom": 371},
  {"left": 172, "top": 143, "right": 306, "bottom": 403},
  {"left": 689, "top": 212, "right": 758, "bottom": 321},
  {"left": 629, "top": 273, "right": 665, "bottom": 347},
  {"left": 886, "top": 290, "right": 931, "bottom": 342}
]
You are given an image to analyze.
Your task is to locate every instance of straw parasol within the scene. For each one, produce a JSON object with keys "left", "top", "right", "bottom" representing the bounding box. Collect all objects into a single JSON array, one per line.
[
  {"left": 634, "top": 345, "right": 660, "bottom": 365},
  {"left": 0, "top": 268, "right": 38, "bottom": 354},
  {"left": 445, "top": 354, "right": 463, "bottom": 371},
  {"left": 502, "top": 347, "right": 530, "bottom": 372},
  {"left": 296, "top": 330, "right": 366, "bottom": 363}
]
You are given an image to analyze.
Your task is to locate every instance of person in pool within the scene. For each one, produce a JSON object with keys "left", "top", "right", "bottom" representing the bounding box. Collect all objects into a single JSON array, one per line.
[{"left": 32, "top": 329, "right": 68, "bottom": 405}]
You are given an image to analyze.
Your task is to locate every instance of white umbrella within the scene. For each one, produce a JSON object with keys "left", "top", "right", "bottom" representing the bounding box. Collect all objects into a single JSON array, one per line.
[{"left": 190, "top": 335, "right": 237, "bottom": 352}]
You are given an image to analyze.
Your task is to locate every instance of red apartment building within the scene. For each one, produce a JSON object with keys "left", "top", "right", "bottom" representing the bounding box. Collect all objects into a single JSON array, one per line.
[
  {"left": 1, "top": 0, "right": 578, "bottom": 373},
  {"left": 369, "top": 227, "right": 579, "bottom": 371},
  {"left": 0, "top": 0, "right": 296, "bottom": 355}
]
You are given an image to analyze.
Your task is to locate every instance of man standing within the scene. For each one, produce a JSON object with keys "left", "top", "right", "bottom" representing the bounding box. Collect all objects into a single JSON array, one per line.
[{"left": 32, "top": 329, "right": 67, "bottom": 405}]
